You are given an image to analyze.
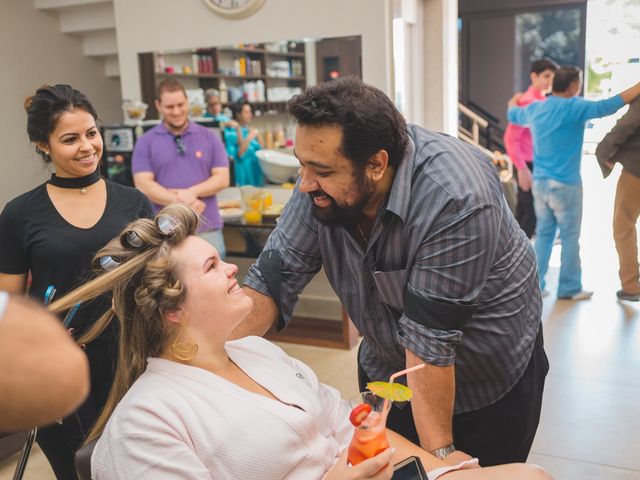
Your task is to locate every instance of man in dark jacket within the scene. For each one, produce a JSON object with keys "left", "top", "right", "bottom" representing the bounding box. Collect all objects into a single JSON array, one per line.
[{"left": 596, "top": 98, "right": 640, "bottom": 301}]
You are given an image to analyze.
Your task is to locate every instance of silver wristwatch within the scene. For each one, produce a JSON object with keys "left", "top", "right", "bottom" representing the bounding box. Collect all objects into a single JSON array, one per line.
[{"left": 429, "top": 443, "right": 456, "bottom": 459}]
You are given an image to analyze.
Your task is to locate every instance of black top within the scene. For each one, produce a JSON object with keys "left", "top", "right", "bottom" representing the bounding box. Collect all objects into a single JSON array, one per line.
[{"left": 0, "top": 180, "right": 152, "bottom": 340}]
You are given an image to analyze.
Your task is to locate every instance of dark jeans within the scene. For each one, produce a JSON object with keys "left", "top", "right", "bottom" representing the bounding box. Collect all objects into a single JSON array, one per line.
[
  {"left": 37, "top": 340, "right": 116, "bottom": 480},
  {"left": 358, "top": 327, "right": 549, "bottom": 466},
  {"left": 515, "top": 162, "right": 536, "bottom": 239}
]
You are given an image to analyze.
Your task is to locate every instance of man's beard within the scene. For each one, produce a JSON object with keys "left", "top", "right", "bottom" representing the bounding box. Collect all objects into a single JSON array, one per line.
[{"left": 309, "top": 173, "right": 375, "bottom": 227}]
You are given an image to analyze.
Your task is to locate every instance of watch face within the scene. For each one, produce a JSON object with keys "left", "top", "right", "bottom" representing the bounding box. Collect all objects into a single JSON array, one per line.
[{"left": 202, "top": 0, "right": 266, "bottom": 19}]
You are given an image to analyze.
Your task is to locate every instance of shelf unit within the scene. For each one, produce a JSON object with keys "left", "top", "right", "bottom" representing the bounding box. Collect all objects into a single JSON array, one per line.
[{"left": 139, "top": 43, "right": 307, "bottom": 119}]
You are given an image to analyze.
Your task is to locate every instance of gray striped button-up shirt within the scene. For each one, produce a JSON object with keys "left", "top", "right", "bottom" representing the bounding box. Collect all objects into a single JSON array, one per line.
[{"left": 244, "top": 125, "right": 542, "bottom": 414}]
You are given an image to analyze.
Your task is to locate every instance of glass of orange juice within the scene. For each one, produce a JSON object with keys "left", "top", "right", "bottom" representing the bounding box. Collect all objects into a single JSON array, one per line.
[
  {"left": 240, "top": 186, "right": 263, "bottom": 224},
  {"left": 262, "top": 191, "right": 273, "bottom": 208},
  {"left": 347, "top": 391, "right": 391, "bottom": 465}
]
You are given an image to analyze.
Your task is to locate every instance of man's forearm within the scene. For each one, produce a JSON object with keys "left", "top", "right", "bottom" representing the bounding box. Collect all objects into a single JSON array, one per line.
[
  {"left": 406, "top": 349, "right": 455, "bottom": 451},
  {"left": 230, "top": 287, "right": 279, "bottom": 339},
  {"left": 386, "top": 429, "right": 449, "bottom": 472},
  {"left": 619, "top": 81, "right": 640, "bottom": 104},
  {"left": 189, "top": 170, "right": 230, "bottom": 198},
  {"left": 135, "top": 179, "right": 177, "bottom": 206}
]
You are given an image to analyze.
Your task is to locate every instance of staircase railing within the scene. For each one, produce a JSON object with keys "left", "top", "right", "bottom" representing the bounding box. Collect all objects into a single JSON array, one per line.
[
  {"left": 463, "top": 100, "right": 506, "bottom": 152},
  {"left": 457, "top": 102, "right": 513, "bottom": 183}
]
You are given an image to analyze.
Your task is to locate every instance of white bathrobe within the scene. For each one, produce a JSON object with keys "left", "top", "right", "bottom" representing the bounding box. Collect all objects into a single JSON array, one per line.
[{"left": 92, "top": 336, "right": 474, "bottom": 479}]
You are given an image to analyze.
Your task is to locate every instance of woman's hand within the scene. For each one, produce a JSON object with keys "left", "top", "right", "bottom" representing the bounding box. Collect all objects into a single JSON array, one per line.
[
  {"left": 323, "top": 448, "right": 395, "bottom": 480},
  {"left": 248, "top": 128, "right": 259, "bottom": 140}
]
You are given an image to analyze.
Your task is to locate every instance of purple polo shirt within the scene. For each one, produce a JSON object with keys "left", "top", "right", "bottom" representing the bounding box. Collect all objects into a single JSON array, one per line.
[{"left": 132, "top": 122, "right": 228, "bottom": 231}]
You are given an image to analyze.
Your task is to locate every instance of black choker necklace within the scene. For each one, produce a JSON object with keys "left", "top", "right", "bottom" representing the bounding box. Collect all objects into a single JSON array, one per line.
[{"left": 48, "top": 169, "right": 101, "bottom": 194}]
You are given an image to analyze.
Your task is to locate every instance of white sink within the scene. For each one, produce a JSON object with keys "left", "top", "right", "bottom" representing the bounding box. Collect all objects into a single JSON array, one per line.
[{"left": 256, "top": 149, "right": 299, "bottom": 184}]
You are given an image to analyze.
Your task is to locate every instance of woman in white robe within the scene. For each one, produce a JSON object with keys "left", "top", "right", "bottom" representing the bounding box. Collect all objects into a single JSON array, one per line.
[{"left": 51, "top": 204, "right": 551, "bottom": 480}]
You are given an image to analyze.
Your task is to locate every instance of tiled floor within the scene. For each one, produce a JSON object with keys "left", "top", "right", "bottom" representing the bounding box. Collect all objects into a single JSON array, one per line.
[{"left": 2, "top": 157, "right": 639, "bottom": 479}]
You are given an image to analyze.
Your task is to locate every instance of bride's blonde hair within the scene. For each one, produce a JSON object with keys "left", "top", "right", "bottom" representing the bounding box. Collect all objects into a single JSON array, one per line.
[{"left": 49, "top": 203, "right": 199, "bottom": 443}]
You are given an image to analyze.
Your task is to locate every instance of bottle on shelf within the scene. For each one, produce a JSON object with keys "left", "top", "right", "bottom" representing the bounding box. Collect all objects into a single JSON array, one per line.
[
  {"left": 155, "top": 53, "right": 166, "bottom": 74},
  {"left": 275, "top": 126, "right": 285, "bottom": 148},
  {"left": 251, "top": 60, "right": 262, "bottom": 76},
  {"left": 256, "top": 80, "right": 266, "bottom": 102},
  {"left": 285, "top": 124, "right": 296, "bottom": 145},
  {"left": 244, "top": 82, "right": 256, "bottom": 102},
  {"left": 265, "top": 128, "right": 274, "bottom": 150},
  {"left": 191, "top": 52, "right": 199, "bottom": 74},
  {"left": 219, "top": 79, "right": 228, "bottom": 104}
]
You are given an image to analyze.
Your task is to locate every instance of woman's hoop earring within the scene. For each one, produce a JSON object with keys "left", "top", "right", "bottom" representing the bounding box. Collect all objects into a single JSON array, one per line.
[{"left": 171, "top": 316, "right": 198, "bottom": 361}]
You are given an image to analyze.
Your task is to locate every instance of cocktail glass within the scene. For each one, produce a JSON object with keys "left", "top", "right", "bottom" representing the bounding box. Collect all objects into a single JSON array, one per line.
[
  {"left": 347, "top": 363, "right": 426, "bottom": 466},
  {"left": 347, "top": 391, "right": 391, "bottom": 466}
]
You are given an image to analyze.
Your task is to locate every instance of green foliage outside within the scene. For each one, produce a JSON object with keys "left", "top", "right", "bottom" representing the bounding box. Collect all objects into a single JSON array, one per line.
[{"left": 587, "top": 61, "right": 612, "bottom": 95}]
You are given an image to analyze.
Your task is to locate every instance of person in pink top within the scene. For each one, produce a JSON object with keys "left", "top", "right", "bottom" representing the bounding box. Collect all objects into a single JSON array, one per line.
[{"left": 504, "top": 58, "right": 558, "bottom": 238}]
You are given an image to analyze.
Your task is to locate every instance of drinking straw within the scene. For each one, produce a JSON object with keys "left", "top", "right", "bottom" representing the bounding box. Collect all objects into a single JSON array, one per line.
[
  {"left": 382, "top": 363, "right": 426, "bottom": 417},
  {"left": 389, "top": 363, "right": 426, "bottom": 384}
]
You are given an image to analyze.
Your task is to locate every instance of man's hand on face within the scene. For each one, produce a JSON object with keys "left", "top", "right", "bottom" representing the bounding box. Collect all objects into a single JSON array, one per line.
[{"left": 517, "top": 165, "right": 533, "bottom": 192}]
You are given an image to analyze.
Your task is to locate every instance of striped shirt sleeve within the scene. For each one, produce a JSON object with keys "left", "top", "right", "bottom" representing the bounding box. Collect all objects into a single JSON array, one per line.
[
  {"left": 243, "top": 187, "right": 323, "bottom": 327},
  {"left": 397, "top": 204, "right": 501, "bottom": 366}
]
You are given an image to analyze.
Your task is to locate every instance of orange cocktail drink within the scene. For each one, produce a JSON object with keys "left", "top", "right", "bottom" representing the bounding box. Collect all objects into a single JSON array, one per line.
[{"left": 347, "top": 391, "right": 390, "bottom": 465}]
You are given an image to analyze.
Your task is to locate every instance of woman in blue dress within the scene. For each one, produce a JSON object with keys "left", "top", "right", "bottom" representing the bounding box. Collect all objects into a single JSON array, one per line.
[{"left": 224, "top": 101, "right": 264, "bottom": 186}]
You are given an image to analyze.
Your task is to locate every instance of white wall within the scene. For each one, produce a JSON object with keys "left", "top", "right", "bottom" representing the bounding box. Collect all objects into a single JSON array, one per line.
[
  {"left": 113, "top": 0, "right": 393, "bottom": 100},
  {"left": 0, "top": 1, "right": 122, "bottom": 208},
  {"left": 420, "top": 0, "right": 458, "bottom": 134}
]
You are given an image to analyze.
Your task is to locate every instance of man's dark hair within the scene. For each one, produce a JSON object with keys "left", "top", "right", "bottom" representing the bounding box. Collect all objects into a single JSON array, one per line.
[
  {"left": 287, "top": 77, "right": 408, "bottom": 169},
  {"left": 530, "top": 58, "right": 559, "bottom": 75},
  {"left": 552, "top": 66, "right": 582, "bottom": 93}
]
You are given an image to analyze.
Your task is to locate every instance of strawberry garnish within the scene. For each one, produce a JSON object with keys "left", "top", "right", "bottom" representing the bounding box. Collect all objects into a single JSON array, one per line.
[{"left": 349, "top": 403, "right": 372, "bottom": 426}]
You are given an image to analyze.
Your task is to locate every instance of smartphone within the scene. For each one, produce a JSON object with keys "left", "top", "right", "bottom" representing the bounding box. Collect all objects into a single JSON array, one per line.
[{"left": 392, "top": 456, "right": 427, "bottom": 480}]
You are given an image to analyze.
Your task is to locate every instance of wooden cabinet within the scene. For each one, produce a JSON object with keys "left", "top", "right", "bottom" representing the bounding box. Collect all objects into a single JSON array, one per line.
[{"left": 138, "top": 43, "right": 307, "bottom": 120}]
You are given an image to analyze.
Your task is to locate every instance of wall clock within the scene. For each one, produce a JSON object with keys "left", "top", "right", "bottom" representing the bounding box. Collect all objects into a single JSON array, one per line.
[{"left": 202, "top": 0, "right": 266, "bottom": 19}]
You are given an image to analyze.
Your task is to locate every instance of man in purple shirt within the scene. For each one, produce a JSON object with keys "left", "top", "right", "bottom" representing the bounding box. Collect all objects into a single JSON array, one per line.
[{"left": 133, "top": 78, "right": 230, "bottom": 256}]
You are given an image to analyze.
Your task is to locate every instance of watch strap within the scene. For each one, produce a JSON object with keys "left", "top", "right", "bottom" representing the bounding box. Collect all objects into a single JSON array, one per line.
[{"left": 429, "top": 443, "right": 456, "bottom": 459}]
